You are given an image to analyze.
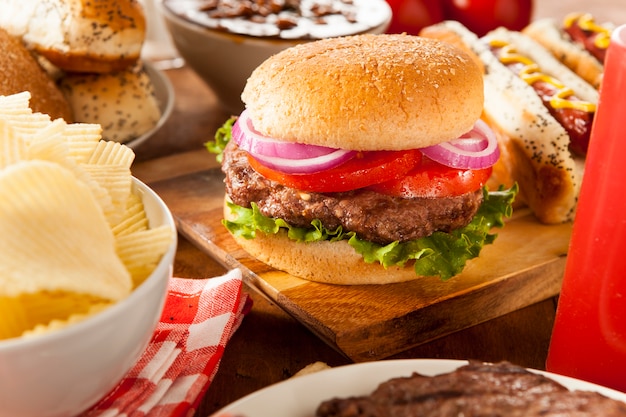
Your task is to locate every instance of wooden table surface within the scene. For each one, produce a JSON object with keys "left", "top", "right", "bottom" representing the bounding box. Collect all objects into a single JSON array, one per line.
[{"left": 131, "top": 2, "right": 626, "bottom": 415}]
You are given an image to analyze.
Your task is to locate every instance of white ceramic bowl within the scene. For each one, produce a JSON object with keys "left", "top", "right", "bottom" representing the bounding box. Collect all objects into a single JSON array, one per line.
[
  {"left": 160, "top": 1, "right": 392, "bottom": 114},
  {"left": 0, "top": 178, "right": 177, "bottom": 417}
]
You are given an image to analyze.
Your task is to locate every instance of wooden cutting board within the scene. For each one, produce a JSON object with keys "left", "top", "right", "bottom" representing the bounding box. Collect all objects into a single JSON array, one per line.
[{"left": 149, "top": 166, "right": 572, "bottom": 362}]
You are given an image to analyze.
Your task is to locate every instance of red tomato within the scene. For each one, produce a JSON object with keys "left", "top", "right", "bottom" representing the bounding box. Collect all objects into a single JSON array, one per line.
[
  {"left": 247, "top": 150, "right": 422, "bottom": 193},
  {"left": 367, "top": 156, "right": 492, "bottom": 198},
  {"left": 385, "top": 0, "right": 445, "bottom": 35},
  {"left": 441, "top": 0, "right": 533, "bottom": 37}
]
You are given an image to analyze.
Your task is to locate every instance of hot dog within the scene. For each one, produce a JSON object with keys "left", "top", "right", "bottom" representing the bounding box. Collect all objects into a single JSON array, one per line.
[
  {"left": 485, "top": 30, "right": 597, "bottom": 157},
  {"left": 420, "top": 21, "right": 598, "bottom": 224},
  {"left": 523, "top": 13, "right": 614, "bottom": 89}
]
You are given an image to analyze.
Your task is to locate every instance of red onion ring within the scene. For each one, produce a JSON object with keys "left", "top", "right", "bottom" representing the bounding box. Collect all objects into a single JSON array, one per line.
[
  {"left": 420, "top": 120, "right": 500, "bottom": 169},
  {"left": 232, "top": 110, "right": 498, "bottom": 174},
  {"left": 232, "top": 110, "right": 339, "bottom": 158},
  {"left": 249, "top": 148, "right": 357, "bottom": 174},
  {"left": 231, "top": 109, "right": 356, "bottom": 174}
]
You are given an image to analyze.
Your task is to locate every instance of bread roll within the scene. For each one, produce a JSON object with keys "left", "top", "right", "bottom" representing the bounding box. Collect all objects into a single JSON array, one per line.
[
  {"left": 241, "top": 33, "right": 484, "bottom": 151},
  {"left": 0, "top": 28, "right": 73, "bottom": 122},
  {"left": 0, "top": 0, "right": 146, "bottom": 73},
  {"left": 58, "top": 63, "right": 161, "bottom": 143}
]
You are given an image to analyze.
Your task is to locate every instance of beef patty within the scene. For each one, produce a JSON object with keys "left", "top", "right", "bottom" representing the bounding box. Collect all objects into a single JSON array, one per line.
[
  {"left": 316, "top": 361, "right": 626, "bottom": 417},
  {"left": 222, "top": 142, "right": 483, "bottom": 245}
]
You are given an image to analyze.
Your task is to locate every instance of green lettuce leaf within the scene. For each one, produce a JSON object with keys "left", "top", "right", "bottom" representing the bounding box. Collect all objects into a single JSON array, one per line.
[
  {"left": 205, "top": 116, "right": 236, "bottom": 163},
  {"left": 223, "top": 184, "right": 518, "bottom": 280}
]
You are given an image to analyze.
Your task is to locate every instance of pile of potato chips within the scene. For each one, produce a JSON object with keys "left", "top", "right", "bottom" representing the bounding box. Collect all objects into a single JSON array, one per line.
[{"left": 0, "top": 92, "right": 173, "bottom": 340}]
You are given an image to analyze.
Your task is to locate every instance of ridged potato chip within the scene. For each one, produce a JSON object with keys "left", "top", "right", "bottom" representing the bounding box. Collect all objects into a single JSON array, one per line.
[
  {"left": 88, "top": 140, "right": 135, "bottom": 166},
  {"left": 0, "top": 92, "right": 51, "bottom": 139},
  {"left": 112, "top": 192, "right": 150, "bottom": 236},
  {"left": 0, "top": 161, "right": 132, "bottom": 300},
  {"left": 0, "top": 292, "right": 110, "bottom": 339},
  {"left": 0, "top": 119, "right": 27, "bottom": 168},
  {"left": 0, "top": 92, "right": 173, "bottom": 340},
  {"left": 117, "top": 225, "right": 174, "bottom": 287},
  {"left": 62, "top": 123, "right": 103, "bottom": 163},
  {"left": 21, "top": 303, "right": 112, "bottom": 338}
]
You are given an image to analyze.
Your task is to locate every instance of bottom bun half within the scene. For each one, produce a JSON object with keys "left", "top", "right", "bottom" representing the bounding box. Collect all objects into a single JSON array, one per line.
[{"left": 224, "top": 201, "right": 422, "bottom": 285}]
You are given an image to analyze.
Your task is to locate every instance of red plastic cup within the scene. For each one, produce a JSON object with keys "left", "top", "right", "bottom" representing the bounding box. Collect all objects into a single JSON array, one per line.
[{"left": 546, "top": 24, "right": 626, "bottom": 391}]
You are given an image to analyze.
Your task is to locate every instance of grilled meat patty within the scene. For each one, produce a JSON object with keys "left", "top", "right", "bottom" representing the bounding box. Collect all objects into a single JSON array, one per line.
[
  {"left": 222, "top": 142, "right": 483, "bottom": 245},
  {"left": 316, "top": 361, "right": 626, "bottom": 417}
]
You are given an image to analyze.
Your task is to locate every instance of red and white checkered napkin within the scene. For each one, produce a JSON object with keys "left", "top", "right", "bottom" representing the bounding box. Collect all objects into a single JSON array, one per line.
[{"left": 82, "top": 268, "right": 252, "bottom": 417}]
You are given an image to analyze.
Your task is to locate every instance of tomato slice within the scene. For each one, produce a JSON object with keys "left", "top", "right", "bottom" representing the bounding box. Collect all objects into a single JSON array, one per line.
[
  {"left": 367, "top": 155, "right": 492, "bottom": 198},
  {"left": 247, "top": 150, "right": 422, "bottom": 193}
]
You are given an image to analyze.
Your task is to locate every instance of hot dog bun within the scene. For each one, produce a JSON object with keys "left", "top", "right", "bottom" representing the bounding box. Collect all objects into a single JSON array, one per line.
[
  {"left": 0, "top": 28, "right": 73, "bottom": 122},
  {"left": 421, "top": 21, "right": 596, "bottom": 224},
  {"left": 0, "top": 0, "right": 146, "bottom": 73},
  {"left": 523, "top": 14, "right": 612, "bottom": 90}
]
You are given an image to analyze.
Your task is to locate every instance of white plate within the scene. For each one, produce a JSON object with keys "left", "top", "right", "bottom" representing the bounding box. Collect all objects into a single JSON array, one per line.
[
  {"left": 209, "top": 359, "right": 626, "bottom": 417},
  {"left": 125, "top": 61, "right": 175, "bottom": 149}
]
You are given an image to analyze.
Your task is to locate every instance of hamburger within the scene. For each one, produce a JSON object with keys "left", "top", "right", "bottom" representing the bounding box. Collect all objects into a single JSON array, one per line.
[{"left": 207, "top": 34, "right": 517, "bottom": 285}]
